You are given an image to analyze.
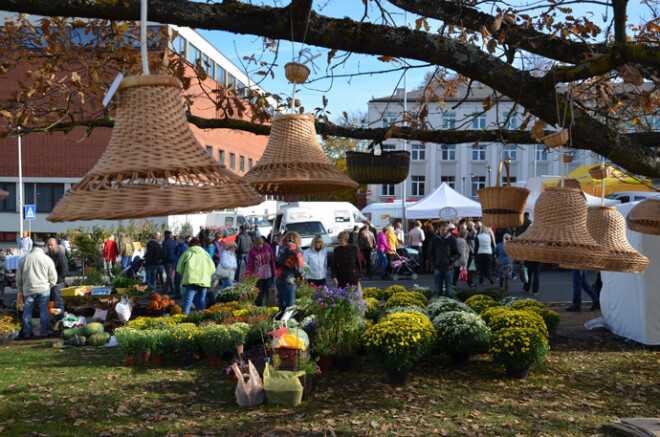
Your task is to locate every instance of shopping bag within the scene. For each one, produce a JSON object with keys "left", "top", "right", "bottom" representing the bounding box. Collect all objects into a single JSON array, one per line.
[
  {"left": 263, "top": 363, "right": 305, "bottom": 406},
  {"left": 115, "top": 294, "right": 132, "bottom": 323},
  {"left": 521, "top": 265, "right": 529, "bottom": 283},
  {"left": 233, "top": 360, "right": 265, "bottom": 407},
  {"left": 458, "top": 267, "right": 468, "bottom": 282},
  {"left": 468, "top": 259, "right": 477, "bottom": 272}
]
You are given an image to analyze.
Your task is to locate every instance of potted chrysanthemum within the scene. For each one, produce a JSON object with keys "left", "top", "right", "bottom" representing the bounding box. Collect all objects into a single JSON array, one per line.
[
  {"left": 432, "top": 311, "right": 491, "bottom": 366},
  {"left": 489, "top": 327, "right": 549, "bottom": 379}
]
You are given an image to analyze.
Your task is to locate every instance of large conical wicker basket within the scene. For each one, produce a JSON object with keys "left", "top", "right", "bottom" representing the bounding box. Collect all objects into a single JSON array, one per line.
[
  {"left": 47, "top": 75, "right": 262, "bottom": 222},
  {"left": 627, "top": 198, "right": 660, "bottom": 235},
  {"left": 345, "top": 150, "right": 411, "bottom": 184},
  {"left": 504, "top": 187, "right": 608, "bottom": 268},
  {"left": 244, "top": 113, "right": 358, "bottom": 195},
  {"left": 478, "top": 160, "right": 530, "bottom": 228},
  {"left": 0, "top": 189, "right": 7, "bottom": 200},
  {"left": 561, "top": 206, "right": 648, "bottom": 273}
]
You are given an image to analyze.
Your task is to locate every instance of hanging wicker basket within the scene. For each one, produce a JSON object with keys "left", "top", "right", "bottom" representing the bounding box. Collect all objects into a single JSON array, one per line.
[
  {"left": 561, "top": 206, "right": 648, "bottom": 273},
  {"left": 627, "top": 198, "right": 660, "bottom": 235},
  {"left": 504, "top": 187, "right": 608, "bottom": 268},
  {"left": 588, "top": 164, "right": 612, "bottom": 180},
  {"left": 284, "top": 62, "right": 310, "bottom": 84},
  {"left": 556, "top": 177, "right": 582, "bottom": 190},
  {"left": 542, "top": 128, "right": 569, "bottom": 148},
  {"left": 478, "top": 160, "right": 530, "bottom": 228},
  {"left": 345, "top": 150, "right": 411, "bottom": 184},
  {"left": 562, "top": 153, "right": 574, "bottom": 163}
]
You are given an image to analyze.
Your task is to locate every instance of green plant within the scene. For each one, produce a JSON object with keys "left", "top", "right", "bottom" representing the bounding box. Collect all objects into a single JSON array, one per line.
[
  {"left": 114, "top": 327, "right": 141, "bottom": 356},
  {"left": 170, "top": 323, "right": 200, "bottom": 355},
  {"left": 409, "top": 285, "right": 434, "bottom": 300},
  {"left": 336, "top": 327, "right": 361, "bottom": 356},
  {"left": 361, "top": 311, "right": 436, "bottom": 371},
  {"left": 509, "top": 300, "right": 561, "bottom": 334},
  {"left": 296, "top": 282, "right": 317, "bottom": 299},
  {"left": 382, "top": 285, "right": 407, "bottom": 301},
  {"left": 215, "top": 285, "right": 245, "bottom": 303},
  {"left": 464, "top": 294, "right": 499, "bottom": 314},
  {"left": 83, "top": 269, "right": 104, "bottom": 286},
  {"left": 224, "top": 322, "right": 250, "bottom": 349},
  {"left": 197, "top": 324, "right": 230, "bottom": 357},
  {"left": 182, "top": 311, "right": 207, "bottom": 325},
  {"left": 499, "top": 296, "right": 523, "bottom": 306},
  {"left": 489, "top": 327, "right": 550, "bottom": 370},
  {"left": 480, "top": 306, "right": 512, "bottom": 326},
  {"left": 150, "top": 329, "right": 174, "bottom": 356},
  {"left": 456, "top": 287, "right": 507, "bottom": 302},
  {"left": 112, "top": 276, "right": 138, "bottom": 289},
  {"left": 488, "top": 310, "right": 549, "bottom": 338},
  {"left": 363, "top": 297, "right": 381, "bottom": 322},
  {"left": 426, "top": 297, "right": 475, "bottom": 319},
  {"left": 510, "top": 299, "right": 547, "bottom": 312},
  {"left": 298, "top": 355, "right": 320, "bottom": 375},
  {"left": 432, "top": 311, "right": 491, "bottom": 357},
  {"left": 362, "top": 287, "right": 383, "bottom": 301},
  {"left": 384, "top": 292, "right": 427, "bottom": 310},
  {"left": 384, "top": 305, "right": 428, "bottom": 317}
]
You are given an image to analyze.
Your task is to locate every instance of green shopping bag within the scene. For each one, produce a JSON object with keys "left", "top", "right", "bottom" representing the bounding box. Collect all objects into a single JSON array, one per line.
[
  {"left": 468, "top": 259, "right": 477, "bottom": 272},
  {"left": 263, "top": 363, "right": 305, "bottom": 406}
]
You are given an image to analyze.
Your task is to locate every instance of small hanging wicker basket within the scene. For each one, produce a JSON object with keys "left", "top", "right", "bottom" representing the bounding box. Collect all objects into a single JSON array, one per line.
[
  {"left": 542, "top": 128, "right": 569, "bottom": 148},
  {"left": 478, "top": 160, "right": 530, "bottom": 228},
  {"left": 562, "top": 153, "right": 574, "bottom": 163},
  {"left": 588, "top": 164, "right": 612, "bottom": 180},
  {"left": 346, "top": 150, "right": 411, "bottom": 184},
  {"left": 627, "top": 198, "right": 660, "bottom": 235},
  {"left": 284, "top": 62, "right": 310, "bottom": 84}
]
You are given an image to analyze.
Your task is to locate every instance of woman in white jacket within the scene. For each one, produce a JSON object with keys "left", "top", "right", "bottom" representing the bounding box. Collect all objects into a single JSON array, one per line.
[
  {"left": 303, "top": 235, "right": 327, "bottom": 287},
  {"left": 213, "top": 242, "right": 238, "bottom": 290}
]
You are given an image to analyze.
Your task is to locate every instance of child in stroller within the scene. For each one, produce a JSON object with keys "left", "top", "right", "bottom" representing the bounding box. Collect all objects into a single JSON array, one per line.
[
  {"left": 389, "top": 250, "right": 421, "bottom": 280},
  {"left": 122, "top": 255, "right": 145, "bottom": 282}
]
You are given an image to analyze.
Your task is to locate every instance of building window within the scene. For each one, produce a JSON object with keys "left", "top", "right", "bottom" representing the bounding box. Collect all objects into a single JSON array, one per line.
[
  {"left": 218, "top": 149, "right": 225, "bottom": 165},
  {"left": 248, "top": 158, "right": 253, "bottom": 170},
  {"left": 471, "top": 176, "right": 486, "bottom": 197},
  {"left": 226, "top": 73, "right": 236, "bottom": 90},
  {"left": 472, "top": 145, "right": 486, "bottom": 161},
  {"left": 24, "top": 183, "right": 64, "bottom": 213},
  {"left": 411, "top": 144, "right": 426, "bottom": 161},
  {"left": 229, "top": 153, "right": 236, "bottom": 170},
  {"left": 535, "top": 144, "right": 548, "bottom": 162},
  {"left": 0, "top": 232, "right": 16, "bottom": 243},
  {"left": 171, "top": 35, "right": 185, "bottom": 54},
  {"left": 239, "top": 155, "right": 245, "bottom": 173},
  {"left": 0, "top": 182, "right": 16, "bottom": 212},
  {"left": 472, "top": 114, "right": 486, "bottom": 129},
  {"left": 215, "top": 65, "right": 226, "bottom": 84},
  {"left": 237, "top": 81, "right": 247, "bottom": 98},
  {"left": 187, "top": 44, "right": 200, "bottom": 63},
  {"left": 440, "top": 176, "right": 455, "bottom": 189},
  {"left": 382, "top": 112, "right": 397, "bottom": 128},
  {"left": 381, "top": 143, "right": 396, "bottom": 152},
  {"left": 440, "top": 144, "right": 456, "bottom": 161},
  {"left": 411, "top": 176, "right": 425, "bottom": 197},
  {"left": 503, "top": 145, "right": 517, "bottom": 161},
  {"left": 443, "top": 112, "right": 456, "bottom": 129},
  {"left": 381, "top": 184, "right": 395, "bottom": 196},
  {"left": 206, "top": 145, "right": 214, "bottom": 157},
  {"left": 504, "top": 111, "right": 518, "bottom": 129},
  {"left": 502, "top": 176, "right": 517, "bottom": 185}
]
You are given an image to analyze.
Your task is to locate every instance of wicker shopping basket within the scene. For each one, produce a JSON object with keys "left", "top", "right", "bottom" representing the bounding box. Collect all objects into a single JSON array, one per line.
[
  {"left": 478, "top": 160, "right": 530, "bottom": 228},
  {"left": 627, "top": 198, "right": 660, "bottom": 235},
  {"left": 588, "top": 164, "right": 612, "bottom": 180},
  {"left": 345, "top": 150, "right": 411, "bottom": 184},
  {"left": 284, "top": 62, "right": 310, "bottom": 84},
  {"left": 541, "top": 128, "right": 569, "bottom": 148}
]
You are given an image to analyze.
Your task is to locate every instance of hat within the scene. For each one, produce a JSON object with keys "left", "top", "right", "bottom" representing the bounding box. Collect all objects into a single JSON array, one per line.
[
  {"left": 34, "top": 240, "right": 46, "bottom": 247},
  {"left": 23, "top": 231, "right": 28, "bottom": 237},
  {"left": 448, "top": 223, "right": 456, "bottom": 229},
  {"left": 224, "top": 241, "right": 237, "bottom": 250}
]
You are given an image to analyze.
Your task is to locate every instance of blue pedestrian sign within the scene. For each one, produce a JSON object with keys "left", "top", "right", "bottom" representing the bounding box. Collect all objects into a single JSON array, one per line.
[{"left": 25, "top": 204, "right": 36, "bottom": 220}]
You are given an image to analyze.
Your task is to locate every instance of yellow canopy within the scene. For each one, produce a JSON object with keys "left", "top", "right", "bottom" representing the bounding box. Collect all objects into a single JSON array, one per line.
[{"left": 543, "top": 165, "right": 652, "bottom": 197}]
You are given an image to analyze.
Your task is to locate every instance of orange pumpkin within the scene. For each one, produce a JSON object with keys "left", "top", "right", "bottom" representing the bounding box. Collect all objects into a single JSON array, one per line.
[
  {"left": 154, "top": 294, "right": 162, "bottom": 303},
  {"left": 147, "top": 300, "right": 159, "bottom": 311},
  {"left": 150, "top": 292, "right": 159, "bottom": 301}
]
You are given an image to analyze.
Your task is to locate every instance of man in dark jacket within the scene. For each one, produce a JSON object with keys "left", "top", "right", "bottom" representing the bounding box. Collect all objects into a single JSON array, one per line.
[
  {"left": 212, "top": 232, "right": 223, "bottom": 267},
  {"left": 161, "top": 230, "right": 177, "bottom": 296},
  {"left": 234, "top": 226, "right": 253, "bottom": 282},
  {"left": 47, "top": 238, "right": 68, "bottom": 319},
  {"left": 348, "top": 225, "right": 360, "bottom": 246},
  {"left": 144, "top": 233, "right": 162, "bottom": 291},
  {"left": 428, "top": 221, "right": 460, "bottom": 298}
]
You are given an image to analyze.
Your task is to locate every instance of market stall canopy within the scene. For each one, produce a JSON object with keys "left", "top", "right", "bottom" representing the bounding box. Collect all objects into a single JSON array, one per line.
[
  {"left": 543, "top": 165, "right": 652, "bottom": 197},
  {"left": 406, "top": 183, "right": 482, "bottom": 219}
]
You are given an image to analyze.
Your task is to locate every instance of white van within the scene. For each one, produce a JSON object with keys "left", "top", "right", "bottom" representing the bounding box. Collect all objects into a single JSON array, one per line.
[
  {"left": 271, "top": 207, "right": 333, "bottom": 250},
  {"left": 281, "top": 201, "right": 367, "bottom": 243},
  {"left": 206, "top": 212, "right": 250, "bottom": 231},
  {"left": 246, "top": 214, "right": 273, "bottom": 237},
  {"left": 361, "top": 201, "right": 405, "bottom": 228},
  {"left": 608, "top": 191, "right": 660, "bottom": 203}
]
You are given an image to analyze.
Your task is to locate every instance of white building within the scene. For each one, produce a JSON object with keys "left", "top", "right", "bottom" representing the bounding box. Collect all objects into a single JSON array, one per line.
[{"left": 366, "top": 83, "right": 600, "bottom": 204}]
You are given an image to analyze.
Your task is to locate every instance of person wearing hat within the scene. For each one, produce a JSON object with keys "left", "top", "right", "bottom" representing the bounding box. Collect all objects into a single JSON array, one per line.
[
  {"left": 16, "top": 240, "right": 57, "bottom": 338},
  {"left": 214, "top": 241, "right": 238, "bottom": 291},
  {"left": 448, "top": 223, "right": 458, "bottom": 238},
  {"left": 19, "top": 231, "right": 33, "bottom": 253}
]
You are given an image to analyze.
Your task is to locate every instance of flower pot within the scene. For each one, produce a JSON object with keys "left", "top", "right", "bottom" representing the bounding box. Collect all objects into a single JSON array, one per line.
[
  {"left": 180, "top": 353, "right": 194, "bottom": 367},
  {"left": 335, "top": 355, "right": 354, "bottom": 372},
  {"left": 450, "top": 354, "right": 470, "bottom": 367},
  {"left": 152, "top": 355, "right": 165, "bottom": 368},
  {"left": 208, "top": 355, "right": 222, "bottom": 367},
  {"left": 124, "top": 355, "right": 136, "bottom": 367},
  {"left": 139, "top": 351, "right": 151, "bottom": 364},
  {"left": 385, "top": 366, "right": 410, "bottom": 385},
  {"left": 505, "top": 366, "right": 529, "bottom": 380},
  {"left": 318, "top": 355, "right": 335, "bottom": 372}
]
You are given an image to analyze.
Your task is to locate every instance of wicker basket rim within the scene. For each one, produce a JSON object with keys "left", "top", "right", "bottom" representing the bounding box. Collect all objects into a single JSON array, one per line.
[
  {"left": 546, "top": 186, "right": 581, "bottom": 193},
  {"left": 272, "top": 113, "right": 314, "bottom": 122},
  {"left": 285, "top": 61, "right": 311, "bottom": 70},
  {"left": 119, "top": 75, "right": 180, "bottom": 90}
]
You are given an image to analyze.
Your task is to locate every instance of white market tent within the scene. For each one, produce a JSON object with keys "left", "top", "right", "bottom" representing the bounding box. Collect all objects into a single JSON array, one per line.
[{"left": 406, "top": 183, "right": 482, "bottom": 219}]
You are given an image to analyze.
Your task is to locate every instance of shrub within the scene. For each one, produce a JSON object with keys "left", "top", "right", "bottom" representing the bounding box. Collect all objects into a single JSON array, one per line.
[
  {"left": 409, "top": 285, "right": 434, "bottom": 300},
  {"left": 510, "top": 299, "right": 560, "bottom": 334},
  {"left": 363, "top": 297, "right": 382, "bottom": 322},
  {"left": 480, "top": 306, "right": 512, "bottom": 326},
  {"left": 499, "top": 296, "right": 523, "bottom": 307},
  {"left": 426, "top": 297, "right": 474, "bottom": 320},
  {"left": 432, "top": 311, "right": 491, "bottom": 357},
  {"left": 456, "top": 286, "right": 507, "bottom": 302},
  {"left": 362, "top": 287, "right": 383, "bottom": 301},
  {"left": 511, "top": 299, "right": 547, "bottom": 312},
  {"left": 490, "top": 327, "right": 550, "bottom": 369},
  {"left": 385, "top": 305, "right": 428, "bottom": 317},
  {"left": 383, "top": 284, "right": 408, "bottom": 301},
  {"left": 464, "top": 294, "right": 499, "bottom": 314},
  {"left": 488, "top": 310, "right": 549, "bottom": 338},
  {"left": 384, "top": 292, "right": 427, "bottom": 310}
]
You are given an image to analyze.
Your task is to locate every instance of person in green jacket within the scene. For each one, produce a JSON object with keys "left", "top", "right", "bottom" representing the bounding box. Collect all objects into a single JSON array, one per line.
[{"left": 176, "top": 238, "right": 215, "bottom": 314}]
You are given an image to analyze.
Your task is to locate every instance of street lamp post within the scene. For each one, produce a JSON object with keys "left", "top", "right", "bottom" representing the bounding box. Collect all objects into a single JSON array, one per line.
[
  {"left": 462, "top": 176, "right": 466, "bottom": 195},
  {"left": 487, "top": 165, "right": 492, "bottom": 187},
  {"left": 469, "top": 172, "right": 475, "bottom": 197}
]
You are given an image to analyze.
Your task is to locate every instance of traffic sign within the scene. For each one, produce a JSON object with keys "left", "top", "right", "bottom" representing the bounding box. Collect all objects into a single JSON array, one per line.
[
  {"left": 25, "top": 204, "right": 36, "bottom": 220},
  {"left": 366, "top": 189, "right": 372, "bottom": 196}
]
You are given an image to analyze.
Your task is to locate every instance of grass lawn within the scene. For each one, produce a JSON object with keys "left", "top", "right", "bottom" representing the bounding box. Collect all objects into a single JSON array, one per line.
[{"left": 1, "top": 324, "right": 658, "bottom": 437}]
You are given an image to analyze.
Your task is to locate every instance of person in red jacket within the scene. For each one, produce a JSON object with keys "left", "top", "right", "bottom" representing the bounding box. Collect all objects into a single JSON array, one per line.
[{"left": 103, "top": 235, "right": 119, "bottom": 273}]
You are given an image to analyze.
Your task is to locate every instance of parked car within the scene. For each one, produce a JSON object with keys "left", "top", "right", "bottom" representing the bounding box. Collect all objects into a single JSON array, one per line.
[{"left": 207, "top": 226, "right": 238, "bottom": 245}]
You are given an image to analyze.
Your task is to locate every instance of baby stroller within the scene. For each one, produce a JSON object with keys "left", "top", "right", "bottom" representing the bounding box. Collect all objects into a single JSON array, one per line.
[
  {"left": 389, "top": 251, "right": 420, "bottom": 280},
  {"left": 122, "top": 256, "right": 143, "bottom": 281}
]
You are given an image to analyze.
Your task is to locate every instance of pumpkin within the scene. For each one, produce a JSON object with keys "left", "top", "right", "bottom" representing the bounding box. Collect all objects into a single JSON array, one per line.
[
  {"left": 66, "top": 335, "right": 87, "bottom": 347},
  {"left": 88, "top": 333, "right": 111, "bottom": 346},
  {"left": 154, "top": 294, "right": 162, "bottom": 303},
  {"left": 82, "top": 322, "right": 105, "bottom": 337},
  {"left": 150, "top": 292, "right": 159, "bottom": 301},
  {"left": 147, "top": 300, "right": 159, "bottom": 311},
  {"left": 170, "top": 305, "right": 182, "bottom": 315},
  {"left": 161, "top": 297, "right": 170, "bottom": 307}
]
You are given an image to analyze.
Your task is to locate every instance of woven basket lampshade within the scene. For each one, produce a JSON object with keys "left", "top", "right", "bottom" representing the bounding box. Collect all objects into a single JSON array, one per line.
[
  {"left": 244, "top": 113, "right": 358, "bottom": 195},
  {"left": 47, "top": 75, "right": 262, "bottom": 222},
  {"left": 504, "top": 187, "right": 608, "bottom": 268},
  {"left": 627, "top": 198, "right": 660, "bottom": 235},
  {"left": 478, "top": 160, "right": 530, "bottom": 228},
  {"left": 542, "top": 128, "right": 569, "bottom": 148},
  {"left": 345, "top": 150, "right": 411, "bottom": 184},
  {"left": 0, "top": 189, "right": 8, "bottom": 200},
  {"left": 561, "top": 206, "right": 649, "bottom": 273},
  {"left": 588, "top": 163, "right": 612, "bottom": 180}
]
